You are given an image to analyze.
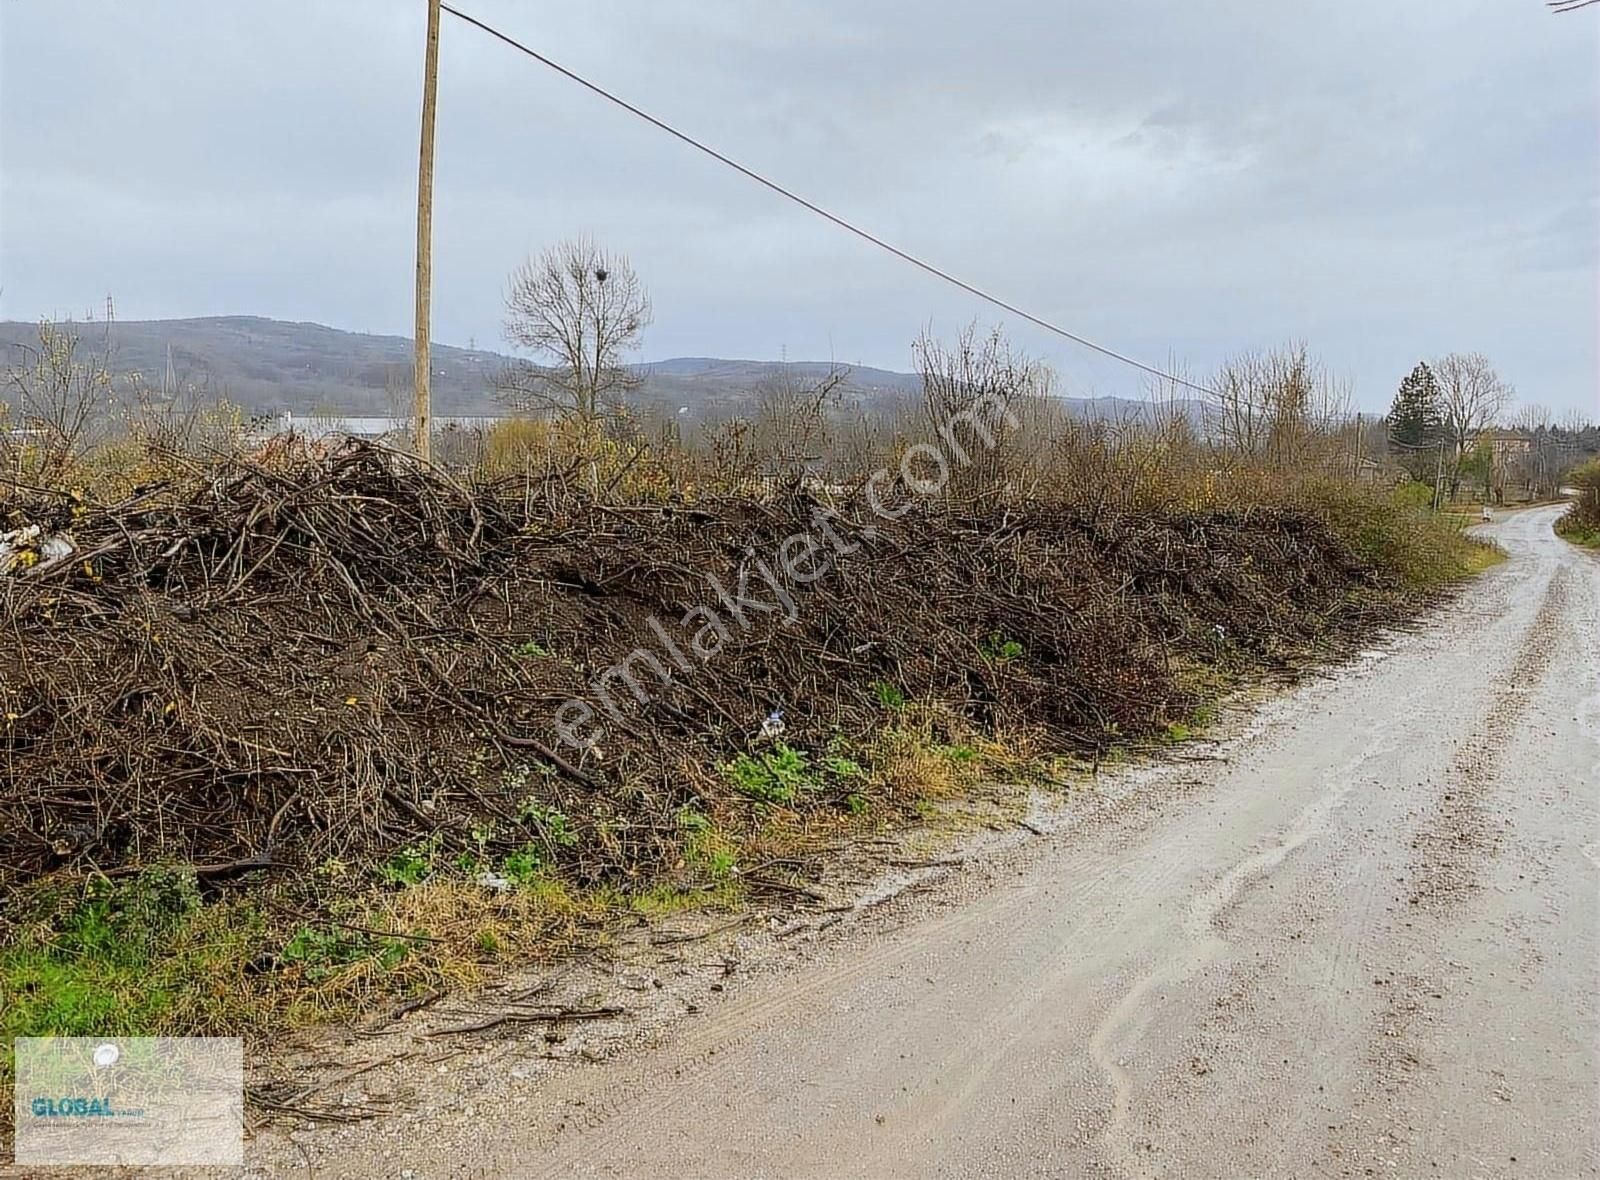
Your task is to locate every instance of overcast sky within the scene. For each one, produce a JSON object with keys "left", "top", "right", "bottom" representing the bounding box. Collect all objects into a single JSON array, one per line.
[{"left": 1, "top": 1, "right": 1596, "bottom": 414}]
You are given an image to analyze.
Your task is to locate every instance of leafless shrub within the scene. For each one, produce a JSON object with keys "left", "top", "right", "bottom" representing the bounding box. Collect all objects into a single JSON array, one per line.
[
  {"left": 700, "top": 414, "right": 760, "bottom": 490},
  {"left": 748, "top": 366, "right": 849, "bottom": 489},
  {"left": 1044, "top": 392, "right": 1203, "bottom": 518},
  {"left": 114, "top": 368, "right": 245, "bottom": 462},
  {"left": 1210, "top": 342, "right": 1350, "bottom": 470},
  {"left": 1, "top": 320, "right": 115, "bottom": 483},
  {"left": 914, "top": 323, "right": 1049, "bottom": 503}
]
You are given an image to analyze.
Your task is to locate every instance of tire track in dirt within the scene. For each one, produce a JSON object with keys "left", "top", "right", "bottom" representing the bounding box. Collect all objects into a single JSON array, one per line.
[
  {"left": 501, "top": 888, "right": 1035, "bottom": 1179},
  {"left": 1087, "top": 745, "right": 1384, "bottom": 1179},
  {"left": 1087, "top": 550, "right": 1568, "bottom": 1178},
  {"left": 1404, "top": 566, "right": 1566, "bottom": 911},
  {"left": 1326, "top": 558, "right": 1576, "bottom": 1174}
]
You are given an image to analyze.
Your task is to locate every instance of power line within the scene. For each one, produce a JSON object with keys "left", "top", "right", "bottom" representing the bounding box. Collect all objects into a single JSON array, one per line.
[{"left": 439, "top": 3, "right": 1217, "bottom": 397}]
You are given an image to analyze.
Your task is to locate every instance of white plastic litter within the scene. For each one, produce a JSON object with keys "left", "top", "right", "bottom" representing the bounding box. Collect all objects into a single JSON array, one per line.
[
  {"left": 475, "top": 870, "right": 513, "bottom": 893},
  {"left": 0, "top": 526, "right": 40, "bottom": 573},
  {"left": 0, "top": 525, "right": 76, "bottom": 573}
]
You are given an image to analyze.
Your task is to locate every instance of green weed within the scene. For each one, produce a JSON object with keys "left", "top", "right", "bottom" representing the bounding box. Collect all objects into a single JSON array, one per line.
[
  {"left": 870, "top": 680, "right": 907, "bottom": 709},
  {"left": 379, "top": 834, "right": 442, "bottom": 887},
  {"left": 723, "top": 741, "right": 817, "bottom": 804},
  {"left": 500, "top": 844, "right": 544, "bottom": 886},
  {"left": 518, "top": 799, "right": 580, "bottom": 848},
  {"left": 280, "top": 924, "right": 408, "bottom": 981},
  {"left": 981, "top": 632, "right": 1025, "bottom": 662}
]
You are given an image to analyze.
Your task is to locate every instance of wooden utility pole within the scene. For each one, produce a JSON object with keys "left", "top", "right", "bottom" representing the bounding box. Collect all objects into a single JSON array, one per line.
[{"left": 413, "top": 0, "right": 442, "bottom": 460}]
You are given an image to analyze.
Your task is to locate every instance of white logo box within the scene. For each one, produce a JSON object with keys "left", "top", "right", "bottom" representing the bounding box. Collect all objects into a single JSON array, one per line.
[{"left": 13, "top": 1036, "right": 244, "bottom": 1166}]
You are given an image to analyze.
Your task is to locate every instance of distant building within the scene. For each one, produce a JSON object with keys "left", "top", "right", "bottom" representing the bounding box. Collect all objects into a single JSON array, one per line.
[
  {"left": 1481, "top": 428, "right": 1533, "bottom": 460},
  {"left": 242, "top": 412, "right": 507, "bottom": 447},
  {"left": 1480, "top": 429, "right": 1536, "bottom": 505}
]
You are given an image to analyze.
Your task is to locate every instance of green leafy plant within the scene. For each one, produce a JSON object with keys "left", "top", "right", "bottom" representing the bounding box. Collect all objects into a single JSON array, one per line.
[
  {"left": 981, "top": 631, "right": 1025, "bottom": 662},
  {"left": 869, "top": 680, "right": 906, "bottom": 709},
  {"left": 280, "top": 925, "right": 407, "bottom": 981},
  {"left": 500, "top": 844, "right": 544, "bottom": 886},
  {"left": 58, "top": 867, "right": 201, "bottom": 966},
  {"left": 379, "top": 834, "right": 441, "bottom": 887},
  {"left": 671, "top": 804, "right": 739, "bottom": 881},
  {"left": 513, "top": 638, "right": 552, "bottom": 658},
  {"left": 518, "top": 800, "right": 579, "bottom": 848},
  {"left": 822, "top": 752, "right": 865, "bottom": 779},
  {"left": 676, "top": 803, "right": 711, "bottom": 833},
  {"left": 470, "top": 820, "right": 501, "bottom": 865},
  {"left": 724, "top": 741, "right": 818, "bottom": 804},
  {"left": 701, "top": 845, "right": 738, "bottom": 878}
]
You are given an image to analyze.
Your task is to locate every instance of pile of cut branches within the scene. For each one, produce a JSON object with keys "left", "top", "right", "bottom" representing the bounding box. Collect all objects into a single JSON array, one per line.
[{"left": 1, "top": 445, "right": 1418, "bottom": 894}]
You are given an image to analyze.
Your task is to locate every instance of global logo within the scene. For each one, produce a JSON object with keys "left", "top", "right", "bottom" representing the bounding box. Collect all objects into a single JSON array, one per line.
[{"left": 31, "top": 1097, "right": 119, "bottom": 1118}]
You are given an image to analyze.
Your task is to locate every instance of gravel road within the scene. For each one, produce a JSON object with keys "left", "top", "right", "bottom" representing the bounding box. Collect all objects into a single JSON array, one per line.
[{"left": 254, "top": 505, "right": 1598, "bottom": 1179}]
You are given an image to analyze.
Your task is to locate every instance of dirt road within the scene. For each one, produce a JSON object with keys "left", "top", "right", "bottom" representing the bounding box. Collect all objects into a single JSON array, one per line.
[{"left": 271, "top": 506, "right": 1600, "bottom": 1179}]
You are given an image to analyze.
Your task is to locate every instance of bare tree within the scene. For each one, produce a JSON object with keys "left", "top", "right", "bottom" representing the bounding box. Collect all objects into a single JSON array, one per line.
[
  {"left": 1434, "top": 352, "right": 1512, "bottom": 497},
  {"left": 496, "top": 236, "right": 652, "bottom": 424},
  {"left": 1435, "top": 353, "right": 1512, "bottom": 452},
  {"left": 1506, "top": 403, "right": 1560, "bottom": 499},
  {"left": 115, "top": 367, "right": 244, "bottom": 461}
]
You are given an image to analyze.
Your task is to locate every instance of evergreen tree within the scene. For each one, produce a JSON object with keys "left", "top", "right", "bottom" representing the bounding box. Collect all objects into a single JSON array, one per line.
[
  {"left": 1388, "top": 362, "right": 1442, "bottom": 477},
  {"left": 1389, "top": 362, "right": 1442, "bottom": 447}
]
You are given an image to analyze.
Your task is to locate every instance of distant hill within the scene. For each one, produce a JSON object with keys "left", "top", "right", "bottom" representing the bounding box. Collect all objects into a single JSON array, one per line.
[
  {"left": 0, "top": 316, "right": 512, "bottom": 417},
  {"left": 0, "top": 315, "right": 1200, "bottom": 425},
  {"left": 0, "top": 316, "right": 930, "bottom": 419}
]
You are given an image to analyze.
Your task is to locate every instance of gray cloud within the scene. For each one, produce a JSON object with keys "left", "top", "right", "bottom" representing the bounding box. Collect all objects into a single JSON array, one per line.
[{"left": 1, "top": 0, "right": 1595, "bottom": 413}]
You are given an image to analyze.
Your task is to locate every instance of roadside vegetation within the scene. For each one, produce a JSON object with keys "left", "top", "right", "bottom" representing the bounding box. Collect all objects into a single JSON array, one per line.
[
  {"left": 0, "top": 302, "right": 1533, "bottom": 1100},
  {"left": 1555, "top": 459, "right": 1600, "bottom": 548}
]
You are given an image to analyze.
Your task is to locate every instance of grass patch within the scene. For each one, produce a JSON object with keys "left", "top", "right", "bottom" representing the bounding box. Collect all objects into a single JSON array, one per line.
[
  {"left": 1556, "top": 523, "right": 1600, "bottom": 549},
  {"left": 1, "top": 875, "right": 271, "bottom": 1043},
  {"left": 1555, "top": 463, "right": 1600, "bottom": 549},
  {"left": 1310, "top": 481, "right": 1503, "bottom": 589},
  {"left": 628, "top": 881, "right": 743, "bottom": 917},
  {"left": 862, "top": 706, "right": 1010, "bottom": 804},
  {"left": 0, "top": 863, "right": 621, "bottom": 1107},
  {"left": 1461, "top": 543, "right": 1510, "bottom": 571}
]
